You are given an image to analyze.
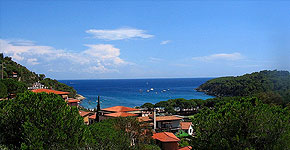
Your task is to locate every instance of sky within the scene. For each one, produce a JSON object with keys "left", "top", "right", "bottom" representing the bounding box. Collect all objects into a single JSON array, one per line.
[{"left": 0, "top": 0, "right": 289, "bottom": 79}]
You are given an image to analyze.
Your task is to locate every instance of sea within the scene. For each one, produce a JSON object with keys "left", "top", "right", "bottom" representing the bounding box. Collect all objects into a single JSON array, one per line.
[{"left": 59, "top": 78, "right": 214, "bottom": 109}]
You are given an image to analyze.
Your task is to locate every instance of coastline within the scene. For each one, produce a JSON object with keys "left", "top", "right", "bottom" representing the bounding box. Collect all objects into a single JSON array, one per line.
[{"left": 75, "top": 94, "right": 85, "bottom": 101}]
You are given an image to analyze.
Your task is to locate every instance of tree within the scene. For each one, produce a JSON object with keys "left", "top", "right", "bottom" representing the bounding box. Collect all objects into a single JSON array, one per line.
[
  {"left": 191, "top": 97, "right": 290, "bottom": 150},
  {"left": 196, "top": 70, "right": 290, "bottom": 104},
  {"left": 113, "top": 117, "right": 154, "bottom": 148},
  {"left": 0, "top": 79, "right": 27, "bottom": 95},
  {"left": 0, "top": 91, "right": 87, "bottom": 149},
  {"left": 0, "top": 81, "right": 7, "bottom": 98},
  {"left": 141, "top": 102, "right": 154, "bottom": 110},
  {"left": 38, "top": 74, "right": 45, "bottom": 81},
  {"left": 86, "top": 119, "right": 131, "bottom": 150}
]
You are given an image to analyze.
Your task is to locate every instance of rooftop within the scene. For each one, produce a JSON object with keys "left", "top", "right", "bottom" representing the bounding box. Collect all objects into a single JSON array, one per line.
[
  {"left": 180, "top": 122, "right": 192, "bottom": 130},
  {"left": 89, "top": 113, "right": 96, "bottom": 119},
  {"left": 31, "top": 89, "right": 69, "bottom": 95},
  {"left": 79, "top": 110, "right": 93, "bottom": 117},
  {"left": 104, "top": 112, "right": 138, "bottom": 117},
  {"left": 102, "top": 106, "right": 139, "bottom": 112},
  {"left": 152, "top": 132, "right": 180, "bottom": 142},
  {"left": 67, "top": 99, "right": 80, "bottom": 103},
  {"left": 138, "top": 116, "right": 183, "bottom": 122},
  {"left": 156, "top": 116, "right": 183, "bottom": 121}
]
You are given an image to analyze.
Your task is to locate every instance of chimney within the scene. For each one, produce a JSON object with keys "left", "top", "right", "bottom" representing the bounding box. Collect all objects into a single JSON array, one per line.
[{"left": 153, "top": 108, "right": 156, "bottom": 130}]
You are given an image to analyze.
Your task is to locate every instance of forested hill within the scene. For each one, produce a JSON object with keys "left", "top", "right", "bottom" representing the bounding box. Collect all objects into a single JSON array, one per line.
[
  {"left": 0, "top": 53, "right": 39, "bottom": 85},
  {"left": 0, "top": 53, "right": 76, "bottom": 98},
  {"left": 196, "top": 70, "right": 290, "bottom": 104}
]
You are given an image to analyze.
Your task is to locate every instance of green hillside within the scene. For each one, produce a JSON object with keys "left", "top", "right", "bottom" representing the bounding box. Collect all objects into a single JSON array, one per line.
[
  {"left": 196, "top": 70, "right": 290, "bottom": 104},
  {"left": 0, "top": 53, "right": 39, "bottom": 86},
  {"left": 0, "top": 53, "right": 76, "bottom": 98}
]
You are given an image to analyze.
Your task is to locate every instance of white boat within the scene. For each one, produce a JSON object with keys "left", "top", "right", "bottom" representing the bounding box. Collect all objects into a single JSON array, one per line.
[{"left": 150, "top": 88, "right": 154, "bottom": 91}]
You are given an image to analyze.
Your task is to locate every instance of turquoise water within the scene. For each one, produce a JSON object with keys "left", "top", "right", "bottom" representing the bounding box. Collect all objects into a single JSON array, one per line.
[{"left": 60, "top": 78, "right": 214, "bottom": 109}]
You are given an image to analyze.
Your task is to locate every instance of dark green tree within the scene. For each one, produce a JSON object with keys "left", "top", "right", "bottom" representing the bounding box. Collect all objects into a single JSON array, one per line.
[
  {"left": 86, "top": 118, "right": 131, "bottom": 150},
  {"left": 191, "top": 97, "right": 290, "bottom": 150},
  {"left": 0, "top": 91, "right": 87, "bottom": 149},
  {"left": 141, "top": 102, "right": 154, "bottom": 110},
  {"left": 0, "top": 81, "right": 7, "bottom": 98},
  {"left": 0, "top": 79, "right": 27, "bottom": 95},
  {"left": 38, "top": 74, "right": 45, "bottom": 81}
]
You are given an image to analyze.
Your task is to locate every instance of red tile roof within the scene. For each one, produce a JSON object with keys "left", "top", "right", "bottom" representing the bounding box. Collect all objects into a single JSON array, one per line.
[
  {"left": 179, "top": 146, "right": 192, "bottom": 150},
  {"left": 156, "top": 116, "right": 182, "bottom": 121},
  {"left": 31, "top": 89, "right": 69, "bottom": 95},
  {"left": 138, "top": 116, "right": 152, "bottom": 122},
  {"left": 104, "top": 112, "right": 138, "bottom": 117},
  {"left": 102, "top": 106, "right": 139, "bottom": 112},
  {"left": 138, "top": 115, "right": 183, "bottom": 122},
  {"left": 67, "top": 99, "right": 80, "bottom": 103},
  {"left": 152, "top": 132, "right": 180, "bottom": 142},
  {"left": 89, "top": 113, "right": 96, "bottom": 119},
  {"left": 79, "top": 110, "right": 93, "bottom": 117},
  {"left": 180, "top": 122, "right": 192, "bottom": 130}
]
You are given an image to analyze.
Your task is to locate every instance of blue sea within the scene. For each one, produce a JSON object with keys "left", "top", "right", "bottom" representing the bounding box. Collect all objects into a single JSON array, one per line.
[{"left": 59, "top": 78, "right": 214, "bottom": 109}]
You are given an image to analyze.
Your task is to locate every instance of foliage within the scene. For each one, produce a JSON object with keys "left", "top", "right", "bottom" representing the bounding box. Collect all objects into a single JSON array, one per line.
[
  {"left": 40, "top": 78, "right": 77, "bottom": 98},
  {"left": 86, "top": 119, "right": 131, "bottom": 150},
  {"left": 0, "top": 81, "right": 7, "bottom": 98},
  {"left": 113, "top": 117, "right": 154, "bottom": 148},
  {"left": 176, "top": 130, "right": 190, "bottom": 138},
  {"left": 0, "top": 54, "right": 77, "bottom": 98},
  {"left": 197, "top": 70, "right": 290, "bottom": 104},
  {"left": 87, "top": 117, "right": 157, "bottom": 150},
  {"left": 179, "top": 138, "right": 190, "bottom": 148},
  {"left": 191, "top": 97, "right": 290, "bottom": 150},
  {"left": 134, "top": 144, "right": 161, "bottom": 150},
  {"left": 39, "top": 74, "right": 45, "bottom": 81},
  {"left": 0, "top": 79, "right": 27, "bottom": 98},
  {"left": 0, "top": 91, "right": 86, "bottom": 149},
  {"left": 0, "top": 55, "right": 39, "bottom": 86},
  {"left": 141, "top": 102, "right": 155, "bottom": 110}
]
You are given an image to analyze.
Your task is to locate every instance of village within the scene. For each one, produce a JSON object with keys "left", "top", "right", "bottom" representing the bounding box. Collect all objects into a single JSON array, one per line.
[{"left": 30, "top": 86, "right": 194, "bottom": 150}]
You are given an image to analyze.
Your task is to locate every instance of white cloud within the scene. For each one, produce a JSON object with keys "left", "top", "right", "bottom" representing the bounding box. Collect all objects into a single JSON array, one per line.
[
  {"left": 148, "top": 57, "right": 163, "bottom": 63},
  {"left": 160, "top": 40, "right": 170, "bottom": 45},
  {"left": 0, "top": 39, "right": 129, "bottom": 74},
  {"left": 27, "top": 58, "right": 39, "bottom": 65},
  {"left": 192, "top": 52, "right": 243, "bottom": 62},
  {"left": 86, "top": 27, "right": 154, "bottom": 40}
]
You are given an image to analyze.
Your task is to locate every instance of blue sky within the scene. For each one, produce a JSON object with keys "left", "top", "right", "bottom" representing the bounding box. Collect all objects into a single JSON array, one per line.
[{"left": 1, "top": 0, "right": 289, "bottom": 79}]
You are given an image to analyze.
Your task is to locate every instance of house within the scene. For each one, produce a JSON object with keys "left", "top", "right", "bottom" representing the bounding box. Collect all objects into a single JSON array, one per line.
[
  {"left": 152, "top": 132, "right": 180, "bottom": 150},
  {"left": 101, "top": 106, "right": 142, "bottom": 117},
  {"left": 88, "top": 113, "right": 108, "bottom": 124},
  {"left": 104, "top": 112, "right": 138, "bottom": 118},
  {"left": 79, "top": 110, "right": 94, "bottom": 125},
  {"left": 67, "top": 98, "right": 80, "bottom": 107},
  {"left": 12, "top": 72, "right": 17, "bottom": 78},
  {"left": 31, "top": 89, "right": 69, "bottom": 100},
  {"left": 180, "top": 122, "right": 194, "bottom": 136},
  {"left": 138, "top": 115, "right": 183, "bottom": 133}
]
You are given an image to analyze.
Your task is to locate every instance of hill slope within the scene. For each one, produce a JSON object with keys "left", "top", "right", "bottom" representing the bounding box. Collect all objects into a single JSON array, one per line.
[
  {"left": 0, "top": 53, "right": 76, "bottom": 98},
  {"left": 196, "top": 70, "right": 290, "bottom": 104}
]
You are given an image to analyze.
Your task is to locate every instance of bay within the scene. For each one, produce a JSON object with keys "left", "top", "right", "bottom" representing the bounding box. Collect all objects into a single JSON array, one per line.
[{"left": 60, "top": 78, "right": 214, "bottom": 109}]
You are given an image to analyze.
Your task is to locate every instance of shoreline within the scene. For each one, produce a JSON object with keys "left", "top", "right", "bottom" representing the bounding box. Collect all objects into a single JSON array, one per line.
[{"left": 75, "top": 94, "right": 86, "bottom": 101}]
